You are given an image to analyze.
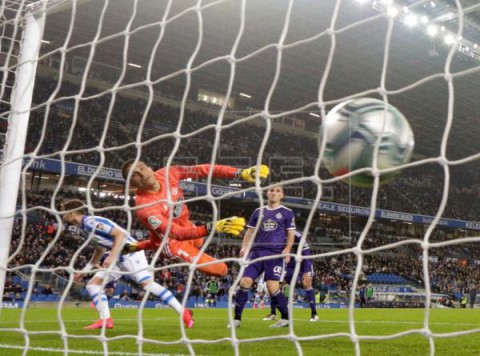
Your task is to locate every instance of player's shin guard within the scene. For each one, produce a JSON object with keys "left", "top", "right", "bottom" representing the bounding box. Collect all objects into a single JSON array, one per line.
[
  {"left": 270, "top": 289, "right": 289, "bottom": 320},
  {"left": 305, "top": 288, "right": 317, "bottom": 315},
  {"left": 234, "top": 287, "right": 250, "bottom": 321},
  {"left": 86, "top": 284, "right": 111, "bottom": 319},
  {"left": 144, "top": 282, "right": 182, "bottom": 314}
]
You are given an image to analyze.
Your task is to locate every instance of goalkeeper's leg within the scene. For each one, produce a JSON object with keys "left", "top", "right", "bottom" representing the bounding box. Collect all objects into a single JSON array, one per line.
[{"left": 168, "top": 239, "right": 228, "bottom": 277}]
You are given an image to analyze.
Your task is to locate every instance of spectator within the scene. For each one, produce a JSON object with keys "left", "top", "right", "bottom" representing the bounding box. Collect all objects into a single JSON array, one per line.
[
  {"left": 42, "top": 284, "right": 54, "bottom": 296},
  {"left": 120, "top": 290, "right": 130, "bottom": 301},
  {"left": 176, "top": 282, "right": 185, "bottom": 300}
]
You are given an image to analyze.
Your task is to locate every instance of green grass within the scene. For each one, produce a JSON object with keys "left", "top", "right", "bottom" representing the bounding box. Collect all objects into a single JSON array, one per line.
[{"left": 1, "top": 307, "right": 480, "bottom": 355}]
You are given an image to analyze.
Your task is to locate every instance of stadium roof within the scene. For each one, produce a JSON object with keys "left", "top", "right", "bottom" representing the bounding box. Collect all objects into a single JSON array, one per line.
[{"left": 4, "top": 0, "right": 480, "bottom": 159}]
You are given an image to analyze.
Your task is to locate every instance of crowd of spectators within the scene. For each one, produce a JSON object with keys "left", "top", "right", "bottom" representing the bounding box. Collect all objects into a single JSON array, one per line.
[
  {"left": 5, "top": 74, "right": 480, "bottom": 305},
  {"left": 6, "top": 193, "right": 480, "bottom": 305},
  {"left": 19, "top": 75, "right": 480, "bottom": 222},
  {"left": 3, "top": 271, "right": 56, "bottom": 302}
]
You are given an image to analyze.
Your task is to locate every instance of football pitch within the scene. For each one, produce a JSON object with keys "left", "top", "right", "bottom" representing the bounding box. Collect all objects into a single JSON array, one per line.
[{"left": 1, "top": 307, "right": 480, "bottom": 355}]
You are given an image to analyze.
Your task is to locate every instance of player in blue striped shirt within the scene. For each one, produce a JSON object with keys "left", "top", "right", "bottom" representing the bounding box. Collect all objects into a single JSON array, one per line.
[{"left": 61, "top": 199, "right": 194, "bottom": 330}]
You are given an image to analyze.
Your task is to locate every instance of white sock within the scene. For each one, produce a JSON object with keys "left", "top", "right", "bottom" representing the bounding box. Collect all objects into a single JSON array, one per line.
[
  {"left": 86, "top": 284, "right": 111, "bottom": 319},
  {"left": 144, "top": 282, "right": 182, "bottom": 314}
]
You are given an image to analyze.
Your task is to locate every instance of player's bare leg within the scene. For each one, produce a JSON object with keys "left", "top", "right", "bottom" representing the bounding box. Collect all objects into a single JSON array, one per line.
[{"left": 140, "top": 280, "right": 194, "bottom": 329}]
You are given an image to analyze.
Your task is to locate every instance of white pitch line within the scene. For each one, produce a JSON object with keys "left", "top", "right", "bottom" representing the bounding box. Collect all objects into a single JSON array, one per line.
[
  {"left": 318, "top": 319, "right": 480, "bottom": 326},
  {"left": 0, "top": 343, "right": 190, "bottom": 356},
  {"left": 1, "top": 316, "right": 480, "bottom": 327}
]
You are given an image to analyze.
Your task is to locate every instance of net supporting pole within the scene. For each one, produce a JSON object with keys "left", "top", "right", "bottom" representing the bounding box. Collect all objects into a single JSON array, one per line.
[{"left": 0, "top": 11, "right": 44, "bottom": 306}]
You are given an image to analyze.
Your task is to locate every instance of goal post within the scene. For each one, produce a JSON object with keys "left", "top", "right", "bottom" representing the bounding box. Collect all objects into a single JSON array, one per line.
[
  {"left": 0, "top": 8, "right": 45, "bottom": 303},
  {"left": 0, "top": 0, "right": 98, "bottom": 304}
]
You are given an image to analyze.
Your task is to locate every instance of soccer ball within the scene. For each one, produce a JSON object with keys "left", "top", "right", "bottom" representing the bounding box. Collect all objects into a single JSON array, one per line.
[{"left": 321, "top": 97, "right": 414, "bottom": 187}]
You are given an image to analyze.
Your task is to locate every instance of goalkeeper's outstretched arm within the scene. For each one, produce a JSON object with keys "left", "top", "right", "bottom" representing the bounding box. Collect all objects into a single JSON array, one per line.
[
  {"left": 142, "top": 213, "right": 245, "bottom": 241},
  {"left": 121, "top": 159, "right": 270, "bottom": 183},
  {"left": 123, "top": 216, "right": 246, "bottom": 253}
]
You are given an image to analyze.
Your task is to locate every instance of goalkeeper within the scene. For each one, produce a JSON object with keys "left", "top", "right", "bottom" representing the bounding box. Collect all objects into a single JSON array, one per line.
[{"left": 120, "top": 159, "right": 269, "bottom": 277}]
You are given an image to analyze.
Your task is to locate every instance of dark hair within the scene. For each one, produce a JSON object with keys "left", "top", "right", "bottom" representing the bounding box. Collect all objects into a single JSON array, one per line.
[
  {"left": 61, "top": 199, "right": 85, "bottom": 213},
  {"left": 267, "top": 183, "right": 284, "bottom": 191},
  {"left": 121, "top": 159, "right": 137, "bottom": 180}
]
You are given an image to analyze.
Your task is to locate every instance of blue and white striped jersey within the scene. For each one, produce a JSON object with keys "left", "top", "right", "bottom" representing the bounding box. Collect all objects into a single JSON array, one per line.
[{"left": 79, "top": 216, "right": 137, "bottom": 250}]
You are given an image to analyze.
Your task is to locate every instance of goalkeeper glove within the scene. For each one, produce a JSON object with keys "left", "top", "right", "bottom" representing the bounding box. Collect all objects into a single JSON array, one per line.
[
  {"left": 122, "top": 242, "right": 139, "bottom": 254},
  {"left": 207, "top": 216, "right": 246, "bottom": 236},
  {"left": 240, "top": 165, "right": 270, "bottom": 183}
]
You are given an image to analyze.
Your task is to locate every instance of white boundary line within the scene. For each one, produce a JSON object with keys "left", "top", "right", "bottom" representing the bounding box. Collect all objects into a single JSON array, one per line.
[
  {"left": 1, "top": 316, "right": 479, "bottom": 327},
  {"left": 0, "top": 343, "right": 189, "bottom": 356}
]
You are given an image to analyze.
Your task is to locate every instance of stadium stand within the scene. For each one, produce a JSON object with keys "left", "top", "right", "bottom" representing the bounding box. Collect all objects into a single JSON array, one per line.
[{"left": 5, "top": 75, "right": 480, "bottom": 308}]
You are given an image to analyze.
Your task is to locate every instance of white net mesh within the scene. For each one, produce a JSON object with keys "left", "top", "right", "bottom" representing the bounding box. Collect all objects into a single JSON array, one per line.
[{"left": 3, "top": 0, "right": 480, "bottom": 355}]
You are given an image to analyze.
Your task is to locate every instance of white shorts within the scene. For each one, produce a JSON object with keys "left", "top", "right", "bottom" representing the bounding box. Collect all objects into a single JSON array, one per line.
[{"left": 94, "top": 250, "right": 151, "bottom": 285}]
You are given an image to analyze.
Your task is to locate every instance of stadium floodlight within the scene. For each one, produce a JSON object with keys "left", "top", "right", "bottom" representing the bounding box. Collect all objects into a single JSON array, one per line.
[
  {"left": 444, "top": 34, "right": 455, "bottom": 45},
  {"left": 386, "top": 6, "right": 399, "bottom": 17},
  {"left": 420, "top": 15, "right": 429, "bottom": 24},
  {"left": 404, "top": 14, "right": 418, "bottom": 27},
  {"left": 427, "top": 25, "right": 438, "bottom": 37}
]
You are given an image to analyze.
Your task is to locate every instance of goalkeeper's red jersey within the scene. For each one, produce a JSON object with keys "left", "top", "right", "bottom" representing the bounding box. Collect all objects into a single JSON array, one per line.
[{"left": 134, "top": 164, "right": 237, "bottom": 243}]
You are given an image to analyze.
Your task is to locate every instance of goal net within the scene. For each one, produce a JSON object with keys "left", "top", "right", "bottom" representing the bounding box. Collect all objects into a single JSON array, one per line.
[{"left": 1, "top": 0, "right": 480, "bottom": 355}]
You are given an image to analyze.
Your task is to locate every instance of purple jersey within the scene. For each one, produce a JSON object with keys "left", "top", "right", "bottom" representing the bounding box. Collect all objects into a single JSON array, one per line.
[
  {"left": 247, "top": 205, "right": 296, "bottom": 253},
  {"left": 291, "top": 230, "right": 310, "bottom": 254},
  {"left": 283, "top": 230, "right": 314, "bottom": 283}
]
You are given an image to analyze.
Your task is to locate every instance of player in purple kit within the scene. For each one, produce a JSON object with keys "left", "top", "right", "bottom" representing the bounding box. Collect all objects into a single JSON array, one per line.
[
  {"left": 264, "top": 230, "right": 318, "bottom": 322},
  {"left": 228, "top": 184, "right": 295, "bottom": 329}
]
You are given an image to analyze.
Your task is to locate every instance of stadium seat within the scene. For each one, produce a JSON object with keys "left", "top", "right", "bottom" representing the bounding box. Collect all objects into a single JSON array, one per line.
[
  {"left": 46, "top": 294, "right": 58, "bottom": 301},
  {"left": 366, "top": 273, "right": 406, "bottom": 285}
]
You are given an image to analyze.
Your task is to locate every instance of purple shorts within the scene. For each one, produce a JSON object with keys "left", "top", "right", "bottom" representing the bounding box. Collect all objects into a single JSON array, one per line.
[
  {"left": 242, "top": 250, "right": 284, "bottom": 282},
  {"left": 283, "top": 249, "right": 314, "bottom": 284},
  {"left": 105, "top": 281, "right": 117, "bottom": 289}
]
